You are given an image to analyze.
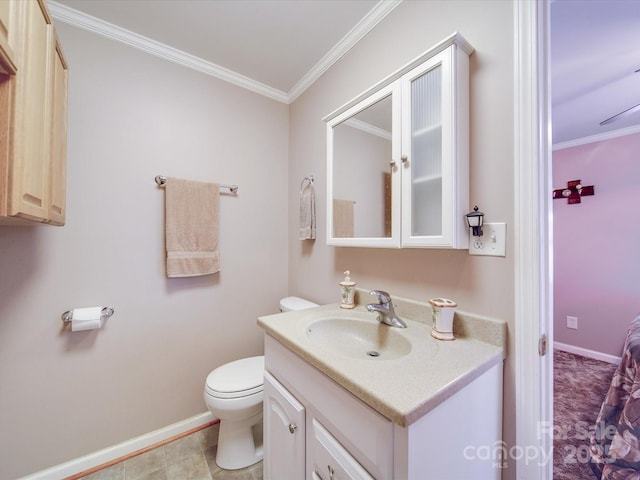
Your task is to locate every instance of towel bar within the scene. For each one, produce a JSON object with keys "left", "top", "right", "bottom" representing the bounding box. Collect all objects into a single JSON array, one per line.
[
  {"left": 155, "top": 175, "right": 238, "bottom": 194},
  {"left": 299, "top": 175, "right": 314, "bottom": 194}
]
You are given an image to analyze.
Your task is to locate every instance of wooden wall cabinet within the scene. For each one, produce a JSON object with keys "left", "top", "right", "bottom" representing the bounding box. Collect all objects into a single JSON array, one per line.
[
  {"left": 0, "top": 0, "right": 17, "bottom": 75},
  {"left": 0, "top": 0, "right": 68, "bottom": 226}
]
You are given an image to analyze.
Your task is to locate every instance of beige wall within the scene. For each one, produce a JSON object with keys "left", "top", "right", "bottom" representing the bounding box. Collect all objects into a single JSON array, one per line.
[
  {"left": 0, "top": 24, "right": 289, "bottom": 478},
  {"left": 288, "top": 0, "right": 517, "bottom": 475}
]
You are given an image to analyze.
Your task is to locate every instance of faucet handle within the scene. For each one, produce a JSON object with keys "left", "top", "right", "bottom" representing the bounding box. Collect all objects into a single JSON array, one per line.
[{"left": 369, "top": 290, "right": 391, "bottom": 304}]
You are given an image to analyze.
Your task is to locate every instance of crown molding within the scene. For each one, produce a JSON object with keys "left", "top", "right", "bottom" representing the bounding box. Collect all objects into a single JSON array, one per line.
[
  {"left": 47, "top": 1, "right": 289, "bottom": 103},
  {"left": 48, "top": 0, "right": 402, "bottom": 105},
  {"left": 553, "top": 124, "right": 640, "bottom": 150},
  {"left": 287, "top": 0, "right": 403, "bottom": 103},
  {"left": 344, "top": 118, "right": 392, "bottom": 140}
]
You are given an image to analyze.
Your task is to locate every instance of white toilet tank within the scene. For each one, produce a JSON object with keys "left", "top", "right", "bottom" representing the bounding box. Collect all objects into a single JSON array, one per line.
[{"left": 280, "top": 296, "right": 318, "bottom": 312}]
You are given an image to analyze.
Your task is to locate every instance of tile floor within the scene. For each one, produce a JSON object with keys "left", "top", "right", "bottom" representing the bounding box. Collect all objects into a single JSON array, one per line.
[{"left": 77, "top": 424, "right": 263, "bottom": 480}]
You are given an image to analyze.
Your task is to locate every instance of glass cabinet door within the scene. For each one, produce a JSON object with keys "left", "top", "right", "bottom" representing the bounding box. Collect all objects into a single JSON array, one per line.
[{"left": 401, "top": 47, "right": 459, "bottom": 247}]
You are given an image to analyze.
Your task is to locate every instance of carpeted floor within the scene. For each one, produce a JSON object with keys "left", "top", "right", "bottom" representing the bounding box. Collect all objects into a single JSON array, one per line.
[{"left": 553, "top": 349, "right": 618, "bottom": 479}]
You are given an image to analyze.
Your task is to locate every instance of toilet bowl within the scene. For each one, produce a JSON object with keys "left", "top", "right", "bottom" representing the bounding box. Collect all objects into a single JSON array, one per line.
[
  {"left": 204, "top": 296, "right": 317, "bottom": 470},
  {"left": 204, "top": 356, "right": 265, "bottom": 470}
]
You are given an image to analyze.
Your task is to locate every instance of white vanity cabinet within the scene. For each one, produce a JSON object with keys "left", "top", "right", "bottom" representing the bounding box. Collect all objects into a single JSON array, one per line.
[
  {"left": 264, "top": 335, "right": 393, "bottom": 480},
  {"left": 325, "top": 33, "right": 472, "bottom": 248},
  {"left": 263, "top": 334, "right": 503, "bottom": 480}
]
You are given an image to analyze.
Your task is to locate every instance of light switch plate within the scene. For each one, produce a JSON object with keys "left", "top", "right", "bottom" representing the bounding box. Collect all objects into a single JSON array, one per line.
[{"left": 469, "top": 222, "right": 506, "bottom": 257}]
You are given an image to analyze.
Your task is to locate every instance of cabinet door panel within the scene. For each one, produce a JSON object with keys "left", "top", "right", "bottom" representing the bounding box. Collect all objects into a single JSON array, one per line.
[
  {"left": 263, "top": 372, "right": 305, "bottom": 480},
  {"left": 9, "top": 0, "right": 50, "bottom": 221},
  {"left": 400, "top": 43, "right": 469, "bottom": 249},
  {"left": 401, "top": 48, "right": 454, "bottom": 247},
  {"left": 326, "top": 82, "right": 401, "bottom": 248},
  {"left": 48, "top": 38, "right": 67, "bottom": 225},
  {"left": 0, "top": 0, "right": 16, "bottom": 74}
]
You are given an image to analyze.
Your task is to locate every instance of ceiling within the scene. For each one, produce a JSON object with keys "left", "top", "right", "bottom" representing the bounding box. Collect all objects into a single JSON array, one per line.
[
  {"left": 49, "top": 0, "right": 640, "bottom": 146},
  {"left": 551, "top": 0, "right": 640, "bottom": 145}
]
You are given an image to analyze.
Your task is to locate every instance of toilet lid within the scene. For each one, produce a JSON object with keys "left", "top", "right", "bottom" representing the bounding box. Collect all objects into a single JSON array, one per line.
[{"left": 205, "top": 356, "right": 264, "bottom": 399}]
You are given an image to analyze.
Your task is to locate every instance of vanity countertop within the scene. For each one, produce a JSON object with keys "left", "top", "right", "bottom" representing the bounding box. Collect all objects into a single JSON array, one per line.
[{"left": 258, "top": 298, "right": 506, "bottom": 427}]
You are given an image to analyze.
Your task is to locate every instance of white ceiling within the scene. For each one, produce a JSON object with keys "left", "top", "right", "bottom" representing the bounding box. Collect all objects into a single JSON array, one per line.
[
  {"left": 551, "top": 0, "right": 640, "bottom": 145},
  {"left": 50, "top": 0, "right": 640, "bottom": 146}
]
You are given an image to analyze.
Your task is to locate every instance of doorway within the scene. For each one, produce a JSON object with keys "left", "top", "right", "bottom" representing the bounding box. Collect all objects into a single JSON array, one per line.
[{"left": 549, "top": 0, "right": 640, "bottom": 478}]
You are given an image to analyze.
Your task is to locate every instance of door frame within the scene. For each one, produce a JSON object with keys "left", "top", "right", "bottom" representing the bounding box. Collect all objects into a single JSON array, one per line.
[{"left": 514, "top": 0, "right": 553, "bottom": 478}]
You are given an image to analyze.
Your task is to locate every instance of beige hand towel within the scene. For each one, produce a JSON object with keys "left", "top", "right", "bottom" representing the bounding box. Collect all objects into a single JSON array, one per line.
[
  {"left": 299, "top": 182, "right": 316, "bottom": 240},
  {"left": 164, "top": 177, "right": 220, "bottom": 277},
  {"left": 333, "top": 198, "right": 354, "bottom": 238}
]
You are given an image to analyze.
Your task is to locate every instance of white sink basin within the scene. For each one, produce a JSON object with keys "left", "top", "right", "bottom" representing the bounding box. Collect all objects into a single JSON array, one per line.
[{"left": 305, "top": 317, "right": 413, "bottom": 360}]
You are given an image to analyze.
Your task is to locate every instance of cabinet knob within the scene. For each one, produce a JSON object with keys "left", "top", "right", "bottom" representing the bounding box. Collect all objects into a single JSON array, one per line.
[
  {"left": 401, "top": 155, "right": 408, "bottom": 164},
  {"left": 390, "top": 158, "right": 396, "bottom": 166},
  {"left": 328, "top": 465, "right": 335, "bottom": 480},
  {"left": 288, "top": 423, "right": 297, "bottom": 434}
]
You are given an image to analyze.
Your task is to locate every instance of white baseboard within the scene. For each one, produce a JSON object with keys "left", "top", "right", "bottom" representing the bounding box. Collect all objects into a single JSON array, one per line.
[
  {"left": 554, "top": 341, "right": 621, "bottom": 365},
  {"left": 19, "top": 411, "right": 216, "bottom": 480}
]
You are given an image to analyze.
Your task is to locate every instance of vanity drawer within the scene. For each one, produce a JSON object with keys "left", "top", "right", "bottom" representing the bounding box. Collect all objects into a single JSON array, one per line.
[
  {"left": 265, "top": 335, "right": 393, "bottom": 479},
  {"left": 309, "top": 418, "right": 374, "bottom": 480}
]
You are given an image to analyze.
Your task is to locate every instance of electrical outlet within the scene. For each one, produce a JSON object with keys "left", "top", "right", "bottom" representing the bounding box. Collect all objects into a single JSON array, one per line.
[
  {"left": 567, "top": 316, "right": 578, "bottom": 330},
  {"left": 468, "top": 223, "right": 506, "bottom": 256}
]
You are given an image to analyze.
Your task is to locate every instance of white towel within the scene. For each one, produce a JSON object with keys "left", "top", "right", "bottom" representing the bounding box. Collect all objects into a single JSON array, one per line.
[{"left": 299, "top": 181, "right": 316, "bottom": 240}]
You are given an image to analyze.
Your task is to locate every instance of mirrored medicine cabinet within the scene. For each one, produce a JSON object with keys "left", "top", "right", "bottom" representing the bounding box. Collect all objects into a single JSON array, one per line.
[{"left": 324, "top": 33, "right": 473, "bottom": 249}]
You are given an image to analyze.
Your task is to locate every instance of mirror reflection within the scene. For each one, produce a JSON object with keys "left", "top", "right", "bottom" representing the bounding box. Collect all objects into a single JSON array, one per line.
[{"left": 331, "top": 95, "right": 393, "bottom": 238}]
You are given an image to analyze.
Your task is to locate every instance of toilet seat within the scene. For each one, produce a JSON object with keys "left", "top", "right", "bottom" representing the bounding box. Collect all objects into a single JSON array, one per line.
[{"left": 205, "top": 356, "right": 264, "bottom": 399}]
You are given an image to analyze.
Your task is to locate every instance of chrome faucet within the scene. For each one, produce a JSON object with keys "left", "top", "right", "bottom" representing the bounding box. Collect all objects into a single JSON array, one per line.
[{"left": 366, "top": 290, "right": 407, "bottom": 328}]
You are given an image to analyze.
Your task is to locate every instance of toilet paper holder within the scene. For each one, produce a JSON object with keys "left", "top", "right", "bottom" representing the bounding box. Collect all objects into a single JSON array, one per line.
[{"left": 61, "top": 307, "right": 115, "bottom": 323}]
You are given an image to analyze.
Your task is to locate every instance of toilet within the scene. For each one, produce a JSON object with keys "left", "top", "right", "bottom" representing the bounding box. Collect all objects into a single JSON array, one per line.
[{"left": 203, "top": 296, "right": 318, "bottom": 470}]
